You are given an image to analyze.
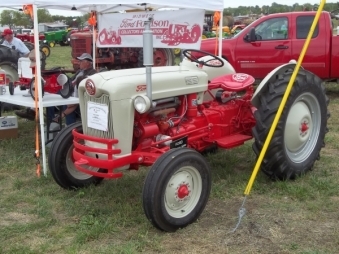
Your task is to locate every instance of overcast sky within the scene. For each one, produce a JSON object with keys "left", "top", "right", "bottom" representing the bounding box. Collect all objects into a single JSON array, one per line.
[
  {"left": 224, "top": 1, "right": 332, "bottom": 8},
  {"left": 0, "top": 1, "right": 336, "bottom": 17}
]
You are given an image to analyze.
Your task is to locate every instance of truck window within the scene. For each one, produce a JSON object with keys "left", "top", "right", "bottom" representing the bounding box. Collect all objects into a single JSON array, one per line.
[
  {"left": 296, "top": 16, "right": 319, "bottom": 39},
  {"left": 255, "top": 17, "right": 288, "bottom": 40}
]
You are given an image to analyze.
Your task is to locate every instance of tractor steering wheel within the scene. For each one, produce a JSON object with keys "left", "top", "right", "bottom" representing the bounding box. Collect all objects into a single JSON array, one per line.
[{"left": 182, "top": 49, "right": 224, "bottom": 68}]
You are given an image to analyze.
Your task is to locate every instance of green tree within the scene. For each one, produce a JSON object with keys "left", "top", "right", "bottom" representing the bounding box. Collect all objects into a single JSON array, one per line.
[
  {"left": 37, "top": 9, "right": 53, "bottom": 23},
  {"left": 0, "top": 10, "right": 15, "bottom": 27}
]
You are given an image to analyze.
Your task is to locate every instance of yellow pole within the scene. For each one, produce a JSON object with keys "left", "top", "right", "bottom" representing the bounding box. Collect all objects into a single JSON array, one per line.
[{"left": 244, "top": 0, "right": 326, "bottom": 195}]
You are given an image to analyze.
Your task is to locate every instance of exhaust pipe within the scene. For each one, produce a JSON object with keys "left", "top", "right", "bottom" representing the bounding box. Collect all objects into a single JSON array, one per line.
[{"left": 143, "top": 18, "right": 154, "bottom": 103}]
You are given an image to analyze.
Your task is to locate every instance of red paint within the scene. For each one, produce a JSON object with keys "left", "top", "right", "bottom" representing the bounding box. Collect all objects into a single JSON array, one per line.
[
  {"left": 200, "top": 11, "right": 339, "bottom": 81},
  {"left": 177, "top": 185, "right": 189, "bottom": 199}
]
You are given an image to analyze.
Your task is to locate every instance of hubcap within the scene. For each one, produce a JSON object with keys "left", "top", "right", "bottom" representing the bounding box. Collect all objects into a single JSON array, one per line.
[
  {"left": 165, "top": 166, "right": 202, "bottom": 218},
  {"left": 154, "top": 49, "right": 170, "bottom": 66},
  {"left": 66, "top": 144, "right": 100, "bottom": 180},
  {"left": 284, "top": 92, "right": 321, "bottom": 163}
]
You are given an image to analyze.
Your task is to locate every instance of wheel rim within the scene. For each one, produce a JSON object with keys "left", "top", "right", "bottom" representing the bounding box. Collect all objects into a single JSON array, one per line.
[
  {"left": 174, "top": 48, "right": 181, "bottom": 55},
  {"left": 66, "top": 144, "right": 100, "bottom": 180},
  {"left": 42, "top": 47, "right": 49, "bottom": 56},
  {"left": 153, "top": 48, "right": 173, "bottom": 66},
  {"left": 284, "top": 92, "right": 321, "bottom": 163},
  {"left": 0, "top": 65, "right": 18, "bottom": 82},
  {"left": 164, "top": 166, "right": 202, "bottom": 218},
  {"left": 49, "top": 42, "right": 55, "bottom": 47}
]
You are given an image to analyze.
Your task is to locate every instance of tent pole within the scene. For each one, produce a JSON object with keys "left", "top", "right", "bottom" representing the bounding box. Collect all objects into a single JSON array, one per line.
[
  {"left": 218, "top": 11, "right": 223, "bottom": 57},
  {"left": 92, "top": 25, "right": 96, "bottom": 69},
  {"left": 33, "top": 4, "right": 48, "bottom": 176}
]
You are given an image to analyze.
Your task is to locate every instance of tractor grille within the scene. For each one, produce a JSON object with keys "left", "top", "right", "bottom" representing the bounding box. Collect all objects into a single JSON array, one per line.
[
  {"left": 72, "top": 39, "right": 87, "bottom": 58},
  {"left": 82, "top": 92, "right": 114, "bottom": 139}
]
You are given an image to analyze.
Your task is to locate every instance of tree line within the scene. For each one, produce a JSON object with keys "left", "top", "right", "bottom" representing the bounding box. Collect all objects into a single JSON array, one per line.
[{"left": 0, "top": 9, "right": 90, "bottom": 28}]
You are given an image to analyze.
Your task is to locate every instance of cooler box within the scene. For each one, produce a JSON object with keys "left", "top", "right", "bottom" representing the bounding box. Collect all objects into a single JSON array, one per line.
[
  {"left": 18, "top": 57, "right": 33, "bottom": 79},
  {"left": 0, "top": 116, "right": 18, "bottom": 139}
]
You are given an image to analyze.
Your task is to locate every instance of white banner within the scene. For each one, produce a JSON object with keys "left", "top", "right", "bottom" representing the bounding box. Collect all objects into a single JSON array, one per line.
[{"left": 97, "top": 9, "right": 204, "bottom": 49}]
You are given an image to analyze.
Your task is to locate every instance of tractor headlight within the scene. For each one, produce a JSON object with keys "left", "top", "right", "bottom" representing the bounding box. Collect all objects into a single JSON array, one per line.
[
  {"left": 85, "top": 79, "right": 96, "bottom": 96},
  {"left": 134, "top": 95, "right": 151, "bottom": 114}
]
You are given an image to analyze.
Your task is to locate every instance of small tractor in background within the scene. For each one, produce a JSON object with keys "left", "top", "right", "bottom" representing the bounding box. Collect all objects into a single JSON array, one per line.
[
  {"left": 44, "top": 28, "right": 72, "bottom": 48},
  {"left": 69, "top": 31, "right": 176, "bottom": 70}
]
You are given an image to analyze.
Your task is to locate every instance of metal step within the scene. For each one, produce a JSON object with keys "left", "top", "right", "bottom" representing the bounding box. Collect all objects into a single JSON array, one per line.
[{"left": 215, "top": 134, "right": 252, "bottom": 149}]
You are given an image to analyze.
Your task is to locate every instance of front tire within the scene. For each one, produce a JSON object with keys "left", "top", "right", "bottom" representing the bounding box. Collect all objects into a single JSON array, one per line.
[
  {"left": 142, "top": 148, "right": 212, "bottom": 232},
  {"left": 252, "top": 69, "right": 329, "bottom": 180},
  {"left": 48, "top": 122, "right": 104, "bottom": 189}
]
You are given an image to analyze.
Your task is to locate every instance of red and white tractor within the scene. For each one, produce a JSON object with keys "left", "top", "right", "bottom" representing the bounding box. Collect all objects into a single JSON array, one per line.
[{"left": 48, "top": 48, "right": 329, "bottom": 232}]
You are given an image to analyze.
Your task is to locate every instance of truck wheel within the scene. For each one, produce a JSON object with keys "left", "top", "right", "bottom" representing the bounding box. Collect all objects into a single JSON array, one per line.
[
  {"left": 0, "top": 45, "right": 19, "bottom": 82},
  {"left": 48, "top": 122, "right": 104, "bottom": 189},
  {"left": 252, "top": 69, "right": 329, "bottom": 180},
  {"left": 142, "top": 148, "right": 212, "bottom": 232}
]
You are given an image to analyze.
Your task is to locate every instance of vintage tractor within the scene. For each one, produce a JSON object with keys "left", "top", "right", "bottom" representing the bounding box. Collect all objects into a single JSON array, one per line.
[
  {"left": 48, "top": 48, "right": 329, "bottom": 232},
  {"left": 44, "top": 29, "right": 71, "bottom": 48},
  {"left": 69, "top": 31, "right": 175, "bottom": 70},
  {"left": 161, "top": 23, "right": 201, "bottom": 46}
]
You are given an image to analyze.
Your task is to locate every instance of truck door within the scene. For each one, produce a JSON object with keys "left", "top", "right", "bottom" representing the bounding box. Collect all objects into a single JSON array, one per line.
[
  {"left": 291, "top": 15, "right": 326, "bottom": 78},
  {"left": 235, "top": 15, "right": 291, "bottom": 79}
]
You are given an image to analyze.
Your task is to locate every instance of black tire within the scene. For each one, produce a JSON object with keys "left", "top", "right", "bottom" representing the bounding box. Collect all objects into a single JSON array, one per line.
[
  {"left": 252, "top": 69, "right": 329, "bottom": 180},
  {"left": 48, "top": 122, "right": 104, "bottom": 189},
  {"left": 142, "top": 148, "right": 212, "bottom": 232},
  {"left": 59, "top": 78, "right": 73, "bottom": 99},
  {"left": 24, "top": 42, "right": 34, "bottom": 51},
  {"left": 40, "top": 44, "right": 50, "bottom": 57},
  {"left": 9, "top": 82, "right": 14, "bottom": 95},
  {"left": 0, "top": 45, "right": 19, "bottom": 82},
  {"left": 29, "top": 77, "right": 44, "bottom": 100}
]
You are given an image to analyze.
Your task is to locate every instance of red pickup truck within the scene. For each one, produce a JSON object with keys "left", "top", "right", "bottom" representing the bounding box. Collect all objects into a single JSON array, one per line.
[{"left": 200, "top": 11, "right": 339, "bottom": 81}]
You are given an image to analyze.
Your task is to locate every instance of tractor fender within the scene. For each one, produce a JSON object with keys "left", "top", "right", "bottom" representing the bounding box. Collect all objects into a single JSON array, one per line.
[{"left": 251, "top": 60, "right": 303, "bottom": 108}]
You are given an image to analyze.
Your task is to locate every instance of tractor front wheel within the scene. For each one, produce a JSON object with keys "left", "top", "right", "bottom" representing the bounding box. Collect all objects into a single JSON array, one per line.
[
  {"left": 252, "top": 69, "right": 329, "bottom": 180},
  {"left": 48, "top": 122, "right": 104, "bottom": 189},
  {"left": 29, "top": 77, "right": 44, "bottom": 100},
  {"left": 142, "top": 148, "right": 211, "bottom": 232}
]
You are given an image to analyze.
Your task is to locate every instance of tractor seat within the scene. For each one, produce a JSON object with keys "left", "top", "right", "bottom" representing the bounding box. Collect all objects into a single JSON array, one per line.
[
  {"left": 41, "top": 67, "right": 64, "bottom": 75},
  {"left": 208, "top": 73, "right": 255, "bottom": 92}
]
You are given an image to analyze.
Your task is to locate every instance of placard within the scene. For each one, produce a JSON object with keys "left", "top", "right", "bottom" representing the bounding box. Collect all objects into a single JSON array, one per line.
[
  {"left": 87, "top": 101, "right": 109, "bottom": 132},
  {"left": 97, "top": 9, "right": 204, "bottom": 49}
]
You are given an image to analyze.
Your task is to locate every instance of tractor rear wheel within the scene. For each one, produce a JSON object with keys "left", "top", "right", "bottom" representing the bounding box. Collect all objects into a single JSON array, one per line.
[
  {"left": 138, "top": 48, "right": 175, "bottom": 67},
  {"left": 0, "top": 45, "right": 19, "bottom": 82},
  {"left": 252, "top": 69, "right": 329, "bottom": 180},
  {"left": 142, "top": 148, "right": 211, "bottom": 232},
  {"left": 48, "top": 122, "right": 104, "bottom": 189}
]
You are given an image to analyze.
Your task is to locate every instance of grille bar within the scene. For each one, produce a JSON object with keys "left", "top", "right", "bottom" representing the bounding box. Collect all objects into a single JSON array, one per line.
[{"left": 83, "top": 92, "right": 114, "bottom": 139}]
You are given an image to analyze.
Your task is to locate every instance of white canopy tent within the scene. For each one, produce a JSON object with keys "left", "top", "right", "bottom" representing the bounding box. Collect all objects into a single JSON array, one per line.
[{"left": 1, "top": 0, "right": 224, "bottom": 176}]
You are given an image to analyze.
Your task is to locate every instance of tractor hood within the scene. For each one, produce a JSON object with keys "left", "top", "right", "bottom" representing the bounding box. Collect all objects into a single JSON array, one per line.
[{"left": 79, "top": 65, "right": 209, "bottom": 101}]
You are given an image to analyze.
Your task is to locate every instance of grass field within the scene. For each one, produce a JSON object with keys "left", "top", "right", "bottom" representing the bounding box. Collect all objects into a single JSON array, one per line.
[{"left": 0, "top": 46, "right": 339, "bottom": 253}]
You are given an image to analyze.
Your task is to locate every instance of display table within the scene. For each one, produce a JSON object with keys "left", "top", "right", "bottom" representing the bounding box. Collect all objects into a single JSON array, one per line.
[
  {"left": 0, "top": 86, "right": 80, "bottom": 176},
  {"left": 0, "top": 86, "right": 79, "bottom": 110}
]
